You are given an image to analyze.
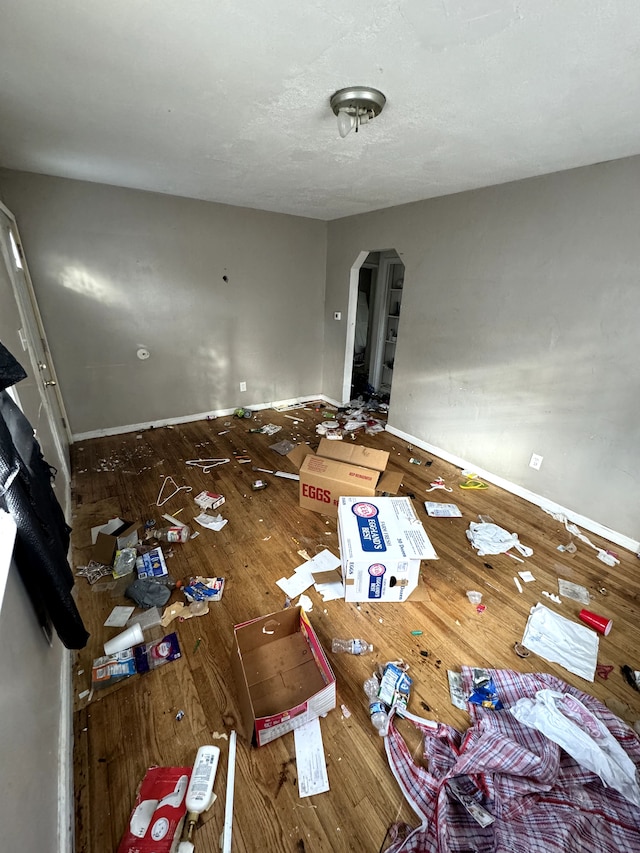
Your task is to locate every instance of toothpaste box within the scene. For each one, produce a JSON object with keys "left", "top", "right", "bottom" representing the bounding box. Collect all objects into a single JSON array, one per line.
[{"left": 337, "top": 496, "right": 438, "bottom": 602}]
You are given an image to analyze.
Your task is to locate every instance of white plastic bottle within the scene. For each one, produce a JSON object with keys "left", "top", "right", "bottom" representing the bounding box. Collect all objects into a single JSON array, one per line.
[
  {"left": 364, "top": 676, "right": 388, "bottom": 736},
  {"left": 177, "top": 745, "right": 220, "bottom": 852},
  {"left": 331, "top": 638, "right": 373, "bottom": 655}
]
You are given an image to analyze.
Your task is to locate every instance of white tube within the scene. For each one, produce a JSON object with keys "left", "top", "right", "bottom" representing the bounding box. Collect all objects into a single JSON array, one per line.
[{"left": 222, "top": 731, "right": 237, "bottom": 853}]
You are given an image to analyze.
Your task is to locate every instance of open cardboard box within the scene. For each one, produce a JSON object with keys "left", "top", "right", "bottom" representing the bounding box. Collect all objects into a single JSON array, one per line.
[
  {"left": 231, "top": 606, "right": 336, "bottom": 747},
  {"left": 338, "top": 496, "right": 438, "bottom": 602},
  {"left": 91, "top": 517, "right": 139, "bottom": 566},
  {"left": 288, "top": 438, "right": 403, "bottom": 517}
]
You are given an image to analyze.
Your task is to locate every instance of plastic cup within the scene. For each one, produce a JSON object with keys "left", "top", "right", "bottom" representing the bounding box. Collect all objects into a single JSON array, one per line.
[
  {"left": 104, "top": 622, "right": 144, "bottom": 655},
  {"left": 578, "top": 609, "right": 612, "bottom": 636},
  {"left": 466, "top": 590, "right": 483, "bottom": 605}
]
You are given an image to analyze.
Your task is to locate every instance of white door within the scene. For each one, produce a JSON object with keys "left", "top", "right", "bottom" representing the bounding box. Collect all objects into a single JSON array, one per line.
[{"left": 0, "top": 202, "right": 71, "bottom": 491}]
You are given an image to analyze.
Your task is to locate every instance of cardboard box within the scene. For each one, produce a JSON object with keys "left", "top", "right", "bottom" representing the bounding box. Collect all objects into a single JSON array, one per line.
[
  {"left": 289, "top": 438, "right": 403, "bottom": 517},
  {"left": 91, "top": 517, "right": 139, "bottom": 566},
  {"left": 231, "top": 606, "right": 336, "bottom": 747},
  {"left": 338, "top": 496, "right": 438, "bottom": 602}
]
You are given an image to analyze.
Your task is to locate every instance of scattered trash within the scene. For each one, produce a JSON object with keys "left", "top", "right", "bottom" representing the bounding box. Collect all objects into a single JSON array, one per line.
[
  {"left": 518, "top": 570, "right": 536, "bottom": 583},
  {"left": 447, "top": 670, "right": 467, "bottom": 709},
  {"left": 153, "top": 525, "right": 192, "bottom": 543},
  {"left": 193, "top": 512, "right": 228, "bottom": 531},
  {"left": 409, "top": 458, "right": 422, "bottom": 465},
  {"left": 297, "top": 593, "right": 313, "bottom": 611},
  {"left": 175, "top": 709, "right": 185, "bottom": 721},
  {"left": 364, "top": 675, "right": 388, "bottom": 736},
  {"left": 510, "top": 690, "right": 640, "bottom": 807},
  {"left": 186, "top": 457, "right": 230, "bottom": 473},
  {"left": 194, "top": 490, "right": 225, "bottom": 511},
  {"left": 425, "top": 477, "right": 453, "bottom": 492},
  {"left": 542, "top": 591, "right": 562, "bottom": 603},
  {"left": 184, "top": 577, "right": 225, "bottom": 603},
  {"left": 340, "top": 703, "right": 351, "bottom": 719},
  {"left": 513, "top": 642, "right": 530, "bottom": 658},
  {"left": 521, "top": 602, "right": 599, "bottom": 681},
  {"left": 104, "top": 605, "right": 136, "bottom": 628},
  {"left": 117, "top": 765, "right": 191, "bottom": 853},
  {"left": 234, "top": 408, "right": 253, "bottom": 418},
  {"left": 156, "top": 476, "right": 193, "bottom": 507},
  {"left": 378, "top": 662, "right": 412, "bottom": 709},
  {"left": 476, "top": 603, "right": 486, "bottom": 614},
  {"left": 544, "top": 509, "right": 620, "bottom": 567},
  {"left": 557, "top": 541, "right": 577, "bottom": 554},
  {"left": 578, "top": 608, "right": 612, "bottom": 635},
  {"left": 466, "top": 522, "right": 533, "bottom": 557},
  {"left": 76, "top": 560, "right": 116, "bottom": 584},
  {"left": 466, "top": 590, "right": 482, "bottom": 605},
  {"left": 411, "top": 630, "right": 423, "bottom": 636},
  {"left": 424, "top": 502, "right": 462, "bottom": 517},
  {"left": 420, "top": 650, "right": 429, "bottom": 657},
  {"left": 331, "top": 638, "right": 373, "bottom": 655},
  {"left": 596, "top": 664, "right": 614, "bottom": 680},
  {"left": 252, "top": 479, "right": 267, "bottom": 490},
  {"left": 622, "top": 666, "right": 640, "bottom": 691},
  {"left": 193, "top": 638, "right": 201, "bottom": 654},
  {"left": 269, "top": 439, "right": 296, "bottom": 455},
  {"left": 468, "top": 669, "right": 503, "bottom": 710},
  {"left": 78, "top": 689, "right": 90, "bottom": 700},
  {"left": 557, "top": 578, "right": 591, "bottom": 605},
  {"left": 513, "top": 576, "right": 523, "bottom": 593}
]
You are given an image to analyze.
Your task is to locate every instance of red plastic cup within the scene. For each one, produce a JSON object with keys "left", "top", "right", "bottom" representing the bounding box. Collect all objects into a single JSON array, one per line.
[{"left": 578, "top": 609, "right": 612, "bottom": 636}]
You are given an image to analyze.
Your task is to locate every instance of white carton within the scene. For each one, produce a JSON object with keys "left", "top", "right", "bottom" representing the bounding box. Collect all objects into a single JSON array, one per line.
[{"left": 337, "top": 496, "right": 438, "bottom": 602}]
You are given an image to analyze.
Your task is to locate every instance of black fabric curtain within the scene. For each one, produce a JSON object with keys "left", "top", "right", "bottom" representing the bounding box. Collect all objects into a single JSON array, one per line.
[{"left": 0, "top": 341, "right": 88, "bottom": 649}]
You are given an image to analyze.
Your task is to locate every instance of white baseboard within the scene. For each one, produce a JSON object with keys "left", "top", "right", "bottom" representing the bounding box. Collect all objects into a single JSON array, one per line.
[
  {"left": 386, "top": 424, "right": 640, "bottom": 554},
  {"left": 71, "top": 394, "right": 329, "bottom": 441},
  {"left": 57, "top": 648, "right": 74, "bottom": 853}
]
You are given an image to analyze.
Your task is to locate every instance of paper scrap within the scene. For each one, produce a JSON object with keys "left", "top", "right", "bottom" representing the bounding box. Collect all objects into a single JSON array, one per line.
[
  {"left": 193, "top": 512, "right": 228, "bottom": 531},
  {"left": 518, "top": 570, "right": 536, "bottom": 583},
  {"left": 297, "top": 593, "right": 313, "bottom": 612},
  {"left": 514, "top": 576, "right": 523, "bottom": 594},
  {"left": 293, "top": 717, "right": 330, "bottom": 798},
  {"left": 424, "top": 502, "right": 462, "bottom": 518},
  {"left": 104, "top": 606, "right": 135, "bottom": 628},
  {"left": 276, "top": 569, "right": 315, "bottom": 598},
  {"left": 558, "top": 578, "right": 591, "bottom": 605}
]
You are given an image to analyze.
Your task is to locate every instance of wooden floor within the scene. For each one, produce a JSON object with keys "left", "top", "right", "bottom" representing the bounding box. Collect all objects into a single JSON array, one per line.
[{"left": 70, "top": 405, "right": 640, "bottom": 852}]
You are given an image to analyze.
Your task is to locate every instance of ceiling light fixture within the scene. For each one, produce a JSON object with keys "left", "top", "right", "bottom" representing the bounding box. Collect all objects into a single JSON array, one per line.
[{"left": 330, "top": 86, "right": 386, "bottom": 138}]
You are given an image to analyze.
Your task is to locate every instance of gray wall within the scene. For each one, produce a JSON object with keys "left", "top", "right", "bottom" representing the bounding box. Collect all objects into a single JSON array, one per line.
[
  {"left": 0, "top": 560, "right": 67, "bottom": 852},
  {"left": 325, "top": 157, "right": 640, "bottom": 541},
  {"left": 0, "top": 171, "right": 327, "bottom": 435}
]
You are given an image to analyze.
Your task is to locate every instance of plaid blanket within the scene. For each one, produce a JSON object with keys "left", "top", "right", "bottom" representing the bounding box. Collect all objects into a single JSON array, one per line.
[{"left": 384, "top": 668, "right": 640, "bottom": 852}]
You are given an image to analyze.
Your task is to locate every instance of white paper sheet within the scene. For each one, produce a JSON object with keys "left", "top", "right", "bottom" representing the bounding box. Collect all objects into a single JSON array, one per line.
[
  {"left": 293, "top": 717, "right": 330, "bottom": 798},
  {"left": 104, "top": 605, "right": 135, "bottom": 627},
  {"left": 521, "top": 602, "right": 599, "bottom": 681}
]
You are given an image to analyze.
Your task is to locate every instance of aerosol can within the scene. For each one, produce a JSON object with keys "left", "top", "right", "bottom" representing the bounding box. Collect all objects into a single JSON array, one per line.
[{"left": 177, "top": 745, "right": 220, "bottom": 852}]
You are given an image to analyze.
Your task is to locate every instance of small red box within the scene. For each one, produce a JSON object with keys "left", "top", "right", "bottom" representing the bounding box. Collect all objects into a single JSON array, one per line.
[{"left": 117, "top": 766, "right": 192, "bottom": 853}]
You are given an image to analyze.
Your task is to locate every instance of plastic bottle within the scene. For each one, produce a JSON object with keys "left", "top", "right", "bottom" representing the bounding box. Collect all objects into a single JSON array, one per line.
[
  {"left": 153, "top": 525, "right": 191, "bottom": 544},
  {"left": 177, "top": 744, "right": 221, "bottom": 852},
  {"left": 364, "top": 676, "right": 388, "bottom": 736},
  {"left": 331, "top": 638, "right": 373, "bottom": 655}
]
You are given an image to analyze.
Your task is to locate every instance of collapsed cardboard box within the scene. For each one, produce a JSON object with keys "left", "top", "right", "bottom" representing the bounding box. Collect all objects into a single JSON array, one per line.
[
  {"left": 231, "top": 606, "right": 336, "bottom": 747},
  {"left": 288, "top": 438, "right": 403, "bottom": 517},
  {"left": 338, "top": 496, "right": 438, "bottom": 602},
  {"left": 91, "top": 517, "right": 139, "bottom": 566}
]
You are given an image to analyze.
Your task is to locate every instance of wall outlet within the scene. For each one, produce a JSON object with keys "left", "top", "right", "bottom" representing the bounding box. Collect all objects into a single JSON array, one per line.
[
  {"left": 529, "top": 453, "right": 543, "bottom": 470},
  {"left": 239, "top": 381, "right": 247, "bottom": 392},
  {"left": 334, "top": 311, "right": 341, "bottom": 320}
]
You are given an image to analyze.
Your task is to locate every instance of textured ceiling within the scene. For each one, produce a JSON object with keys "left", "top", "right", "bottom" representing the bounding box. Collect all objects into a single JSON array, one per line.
[{"left": 2, "top": 1, "right": 640, "bottom": 220}]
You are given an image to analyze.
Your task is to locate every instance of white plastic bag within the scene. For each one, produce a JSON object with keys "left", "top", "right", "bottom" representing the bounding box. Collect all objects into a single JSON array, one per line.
[
  {"left": 521, "top": 603, "right": 598, "bottom": 681},
  {"left": 510, "top": 689, "right": 640, "bottom": 807}
]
